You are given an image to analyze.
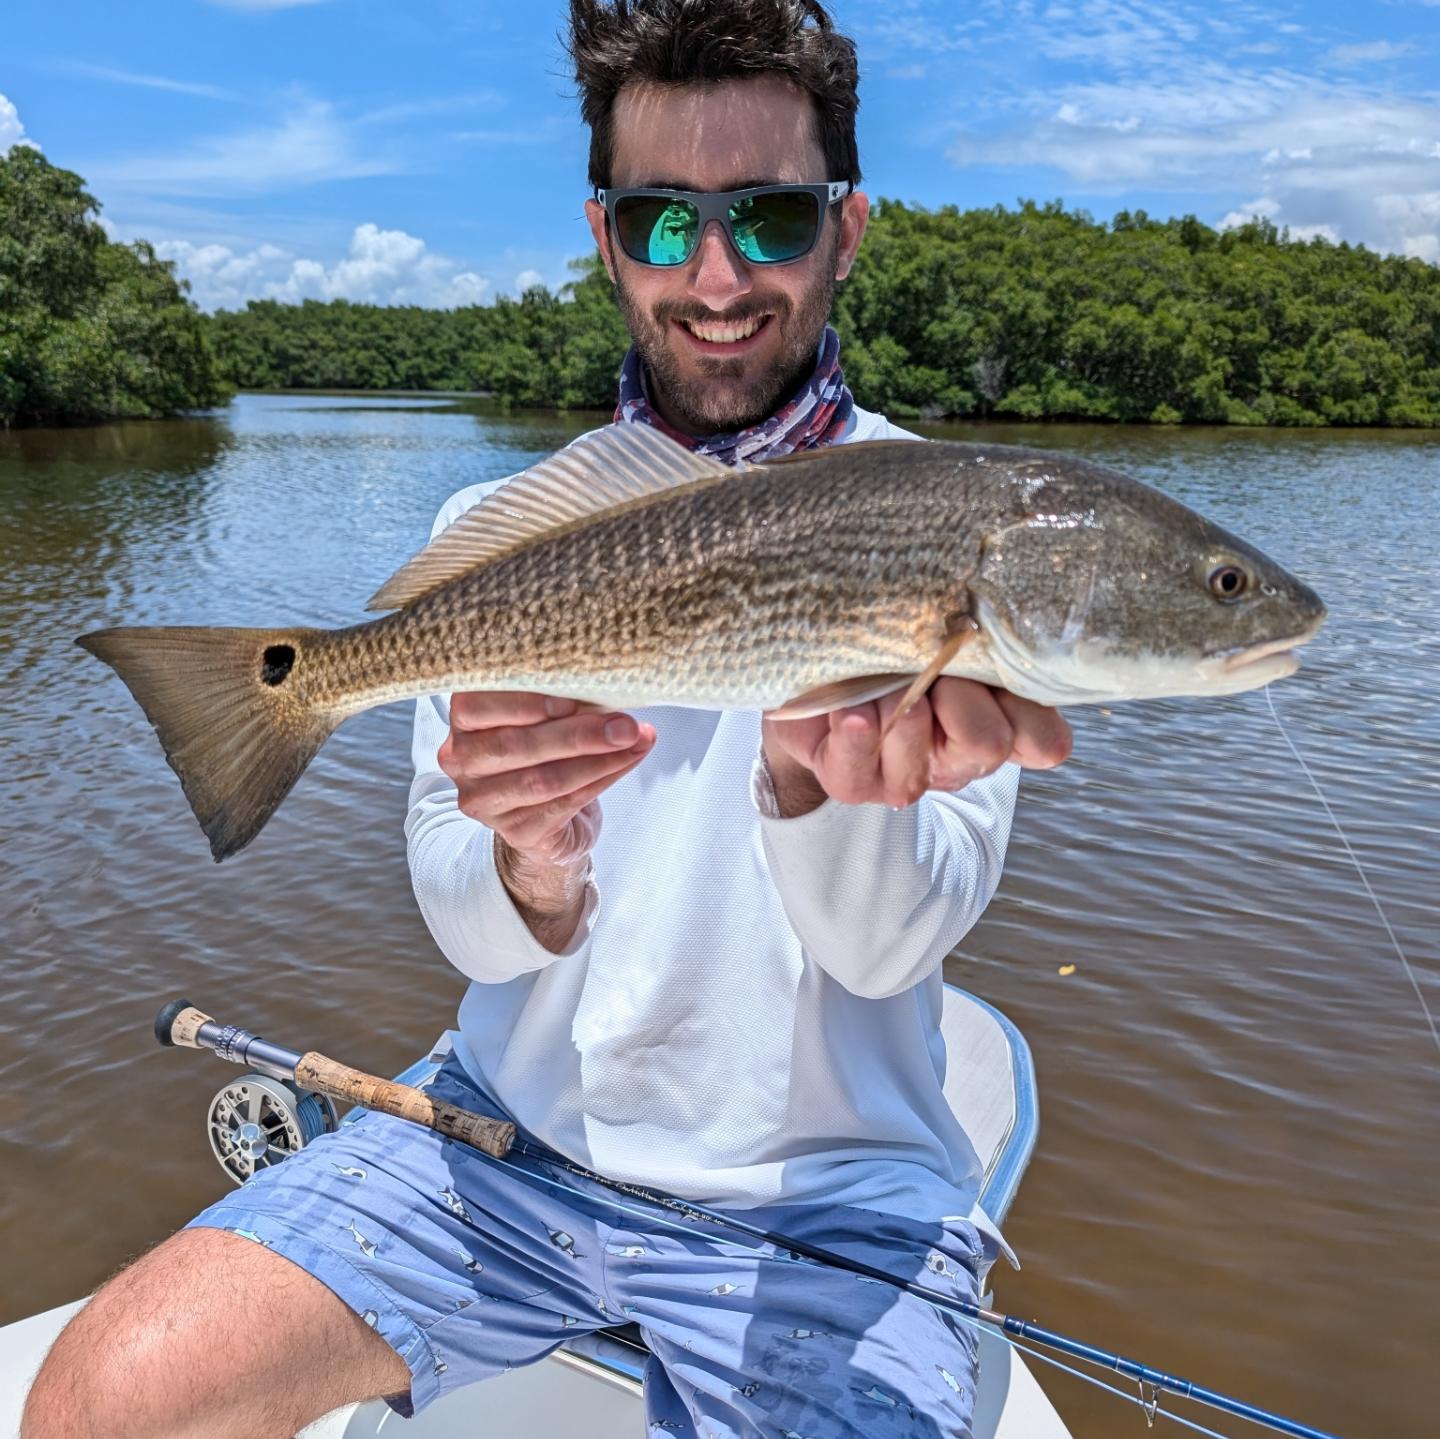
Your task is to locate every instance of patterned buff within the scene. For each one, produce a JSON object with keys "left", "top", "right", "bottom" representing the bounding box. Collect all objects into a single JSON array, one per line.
[{"left": 614, "top": 323, "right": 854, "bottom": 464}]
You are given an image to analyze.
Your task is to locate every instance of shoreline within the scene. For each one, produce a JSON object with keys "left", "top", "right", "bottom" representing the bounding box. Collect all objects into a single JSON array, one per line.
[{"left": 4, "top": 388, "right": 1438, "bottom": 435}]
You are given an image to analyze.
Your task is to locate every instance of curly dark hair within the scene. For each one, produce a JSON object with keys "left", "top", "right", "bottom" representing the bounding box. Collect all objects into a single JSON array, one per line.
[{"left": 566, "top": 0, "right": 861, "bottom": 189}]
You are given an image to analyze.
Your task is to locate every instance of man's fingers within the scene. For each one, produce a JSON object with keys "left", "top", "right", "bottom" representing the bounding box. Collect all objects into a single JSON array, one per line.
[
  {"left": 992, "top": 690, "right": 1073, "bottom": 769},
  {"left": 874, "top": 690, "right": 933, "bottom": 806},
  {"left": 446, "top": 709, "right": 643, "bottom": 778},
  {"left": 527, "top": 800, "right": 603, "bottom": 867},
  {"left": 497, "top": 750, "right": 651, "bottom": 854},
  {"left": 461, "top": 727, "right": 655, "bottom": 820},
  {"left": 450, "top": 690, "right": 576, "bottom": 731},
  {"left": 928, "top": 679, "right": 1016, "bottom": 788},
  {"left": 816, "top": 703, "right": 884, "bottom": 804}
]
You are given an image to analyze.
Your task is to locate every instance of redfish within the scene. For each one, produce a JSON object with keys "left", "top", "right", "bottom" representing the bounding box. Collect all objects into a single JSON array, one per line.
[{"left": 78, "top": 423, "right": 1324, "bottom": 860}]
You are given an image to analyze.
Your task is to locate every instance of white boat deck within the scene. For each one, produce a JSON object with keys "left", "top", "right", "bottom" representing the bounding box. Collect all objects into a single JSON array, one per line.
[{"left": 0, "top": 987, "right": 1072, "bottom": 1438}]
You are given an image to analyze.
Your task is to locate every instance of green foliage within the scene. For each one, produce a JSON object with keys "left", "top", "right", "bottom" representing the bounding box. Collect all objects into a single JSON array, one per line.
[
  {"left": 832, "top": 200, "right": 1440, "bottom": 426},
  {"left": 207, "top": 256, "right": 632, "bottom": 410},
  {"left": 0, "top": 147, "right": 229, "bottom": 427},
  {"left": 207, "top": 198, "right": 1440, "bottom": 427}
]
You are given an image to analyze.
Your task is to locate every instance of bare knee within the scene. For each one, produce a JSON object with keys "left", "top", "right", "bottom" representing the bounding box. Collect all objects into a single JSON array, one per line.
[{"left": 22, "top": 1225, "right": 410, "bottom": 1439}]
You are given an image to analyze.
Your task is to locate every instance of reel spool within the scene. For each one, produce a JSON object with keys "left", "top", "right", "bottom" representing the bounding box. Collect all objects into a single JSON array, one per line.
[{"left": 207, "top": 1073, "right": 339, "bottom": 1185}]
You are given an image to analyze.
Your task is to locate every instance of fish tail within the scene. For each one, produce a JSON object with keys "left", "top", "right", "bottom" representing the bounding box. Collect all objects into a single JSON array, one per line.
[{"left": 76, "top": 625, "right": 342, "bottom": 862}]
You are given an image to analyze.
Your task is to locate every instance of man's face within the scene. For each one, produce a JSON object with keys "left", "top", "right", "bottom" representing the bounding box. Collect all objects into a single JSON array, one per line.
[{"left": 585, "top": 76, "right": 868, "bottom": 436}]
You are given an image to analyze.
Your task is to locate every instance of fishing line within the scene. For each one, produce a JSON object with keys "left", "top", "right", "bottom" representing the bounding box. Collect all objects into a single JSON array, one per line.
[
  {"left": 994, "top": 1332, "right": 1240, "bottom": 1439},
  {"left": 157, "top": 1003, "right": 1346, "bottom": 1439},
  {"left": 490, "top": 1141, "right": 1337, "bottom": 1439},
  {"left": 1265, "top": 685, "right": 1440, "bottom": 1054}
]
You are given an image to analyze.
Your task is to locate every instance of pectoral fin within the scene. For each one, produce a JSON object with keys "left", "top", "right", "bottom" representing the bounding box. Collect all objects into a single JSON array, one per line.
[
  {"left": 878, "top": 629, "right": 972, "bottom": 739},
  {"left": 767, "top": 673, "right": 914, "bottom": 721}
]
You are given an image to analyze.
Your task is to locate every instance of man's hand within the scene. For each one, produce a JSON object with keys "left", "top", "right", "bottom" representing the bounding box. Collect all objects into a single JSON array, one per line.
[
  {"left": 761, "top": 678, "right": 1071, "bottom": 819},
  {"left": 437, "top": 691, "right": 656, "bottom": 948}
]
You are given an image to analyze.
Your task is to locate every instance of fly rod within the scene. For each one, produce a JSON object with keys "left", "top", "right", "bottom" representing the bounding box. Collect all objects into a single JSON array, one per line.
[
  {"left": 155, "top": 999, "right": 515, "bottom": 1156},
  {"left": 157, "top": 1000, "right": 1344, "bottom": 1439}
]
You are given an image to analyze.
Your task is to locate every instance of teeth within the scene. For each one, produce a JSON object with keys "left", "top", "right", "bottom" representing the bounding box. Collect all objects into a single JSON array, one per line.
[{"left": 683, "top": 316, "right": 762, "bottom": 344}]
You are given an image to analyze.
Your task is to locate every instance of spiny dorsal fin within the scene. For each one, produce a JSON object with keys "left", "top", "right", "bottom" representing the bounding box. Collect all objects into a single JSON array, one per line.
[{"left": 367, "top": 425, "right": 737, "bottom": 612}]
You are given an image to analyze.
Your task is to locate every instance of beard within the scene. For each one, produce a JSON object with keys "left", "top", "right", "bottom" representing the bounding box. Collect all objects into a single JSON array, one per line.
[{"left": 611, "top": 235, "right": 839, "bottom": 436}]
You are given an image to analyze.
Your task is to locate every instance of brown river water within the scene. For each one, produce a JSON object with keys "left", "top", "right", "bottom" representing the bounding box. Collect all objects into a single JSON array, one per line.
[{"left": 1, "top": 395, "right": 1436, "bottom": 1436}]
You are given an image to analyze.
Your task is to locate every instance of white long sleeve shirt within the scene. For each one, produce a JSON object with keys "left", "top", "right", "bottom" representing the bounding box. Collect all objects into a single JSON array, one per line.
[{"left": 405, "top": 405, "right": 1020, "bottom": 1256}]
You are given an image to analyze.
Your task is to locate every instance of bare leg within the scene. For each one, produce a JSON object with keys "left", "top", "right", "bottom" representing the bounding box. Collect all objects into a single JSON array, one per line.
[{"left": 22, "top": 1225, "right": 412, "bottom": 1439}]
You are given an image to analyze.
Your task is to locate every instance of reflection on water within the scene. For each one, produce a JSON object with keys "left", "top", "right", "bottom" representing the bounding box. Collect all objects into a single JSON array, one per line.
[
  {"left": 1, "top": 397, "right": 1436, "bottom": 1436},
  {"left": 0, "top": 417, "right": 231, "bottom": 666}
]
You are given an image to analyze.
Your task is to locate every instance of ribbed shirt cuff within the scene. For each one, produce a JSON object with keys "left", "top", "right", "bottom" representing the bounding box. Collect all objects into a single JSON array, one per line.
[{"left": 750, "top": 742, "right": 790, "bottom": 821}]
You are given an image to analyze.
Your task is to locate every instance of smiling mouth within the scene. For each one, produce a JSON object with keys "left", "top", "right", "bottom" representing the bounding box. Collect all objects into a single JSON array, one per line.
[{"left": 675, "top": 314, "right": 772, "bottom": 347}]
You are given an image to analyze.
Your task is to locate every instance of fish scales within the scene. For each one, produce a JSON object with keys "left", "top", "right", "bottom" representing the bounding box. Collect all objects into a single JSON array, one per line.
[
  {"left": 75, "top": 426, "right": 1324, "bottom": 858},
  {"left": 307, "top": 443, "right": 1006, "bottom": 715}
]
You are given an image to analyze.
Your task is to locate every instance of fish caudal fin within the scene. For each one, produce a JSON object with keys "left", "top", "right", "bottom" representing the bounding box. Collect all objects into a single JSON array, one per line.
[{"left": 76, "top": 625, "right": 341, "bottom": 862}]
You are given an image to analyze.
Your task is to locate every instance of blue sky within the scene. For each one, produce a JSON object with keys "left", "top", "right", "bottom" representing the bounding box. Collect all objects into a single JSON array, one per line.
[{"left": 4, "top": 0, "right": 1437, "bottom": 310}]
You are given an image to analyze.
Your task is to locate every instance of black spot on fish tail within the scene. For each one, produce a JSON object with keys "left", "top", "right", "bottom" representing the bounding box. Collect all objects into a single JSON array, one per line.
[{"left": 261, "top": 644, "right": 296, "bottom": 686}]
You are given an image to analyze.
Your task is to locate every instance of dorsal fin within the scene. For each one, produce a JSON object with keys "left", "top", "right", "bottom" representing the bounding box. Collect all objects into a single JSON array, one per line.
[{"left": 367, "top": 425, "right": 736, "bottom": 612}]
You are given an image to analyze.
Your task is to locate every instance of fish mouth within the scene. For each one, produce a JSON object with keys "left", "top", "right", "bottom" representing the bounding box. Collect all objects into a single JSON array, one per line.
[{"left": 1213, "top": 617, "right": 1325, "bottom": 677}]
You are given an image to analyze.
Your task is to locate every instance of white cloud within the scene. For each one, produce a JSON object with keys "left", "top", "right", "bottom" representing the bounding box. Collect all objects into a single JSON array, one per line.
[
  {"left": 1288, "top": 223, "right": 1343, "bottom": 243},
  {"left": 157, "top": 223, "right": 492, "bottom": 310},
  {"left": 1327, "top": 41, "right": 1412, "bottom": 64},
  {"left": 0, "top": 93, "right": 34, "bottom": 153},
  {"left": 1218, "top": 198, "right": 1340, "bottom": 244},
  {"left": 848, "top": 0, "right": 984, "bottom": 57},
  {"left": 451, "top": 115, "right": 569, "bottom": 147},
  {"left": 514, "top": 268, "right": 544, "bottom": 292},
  {"left": 938, "top": 0, "right": 1440, "bottom": 262},
  {"left": 1373, "top": 192, "right": 1440, "bottom": 261},
  {"left": 1219, "top": 196, "right": 1280, "bottom": 227},
  {"left": 1028, "top": 0, "right": 1201, "bottom": 68},
  {"left": 358, "top": 91, "right": 504, "bottom": 127},
  {"left": 61, "top": 63, "right": 234, "bottom": 100},
  {"left": 93, "top": 99, "right": 403, "bottom": 196}
]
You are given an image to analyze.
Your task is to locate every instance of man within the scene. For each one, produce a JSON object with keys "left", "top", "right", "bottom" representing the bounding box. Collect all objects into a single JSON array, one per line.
[{"left": 23, "top": 3, "right": 1069, "bottom": 1436}]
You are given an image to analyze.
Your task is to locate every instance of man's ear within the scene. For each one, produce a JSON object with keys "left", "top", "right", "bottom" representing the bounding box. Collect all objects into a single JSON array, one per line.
[
  {"left": 834, "top": 190, "right": 870, "bottom": 282},
  {"left": 585, "top": 198, "right": 619, "bottom": 283}
]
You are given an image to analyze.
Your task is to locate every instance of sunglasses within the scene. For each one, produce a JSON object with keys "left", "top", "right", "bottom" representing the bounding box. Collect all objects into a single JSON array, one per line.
[{"left": 596, "top": 181, "right": 854, "bottom": 267}]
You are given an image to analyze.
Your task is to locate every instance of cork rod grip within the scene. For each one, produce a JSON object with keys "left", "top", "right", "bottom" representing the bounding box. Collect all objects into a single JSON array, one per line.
[
  {"left": 164, "top": 1004, "right": 215, "bottom": 1048},
  {"left": 294, "top": 1052, "right": 516, "bottom": 1158}
]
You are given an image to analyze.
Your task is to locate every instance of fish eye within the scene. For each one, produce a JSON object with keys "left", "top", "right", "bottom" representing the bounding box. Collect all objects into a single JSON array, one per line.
[{"left": 1208, "top": 564, "right": 1249, "bottom": 603}]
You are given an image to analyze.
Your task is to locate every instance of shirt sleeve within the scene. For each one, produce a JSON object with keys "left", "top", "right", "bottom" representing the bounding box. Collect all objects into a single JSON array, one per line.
[
  {"left": 402, "top": 471, "right": 601, "bottom": 986},
  {"left": 752, "top": 757, "right": 1019, "bottom": 1000},
  {"left": 404, "top": 690, "right": 600, "bottom": 985}
]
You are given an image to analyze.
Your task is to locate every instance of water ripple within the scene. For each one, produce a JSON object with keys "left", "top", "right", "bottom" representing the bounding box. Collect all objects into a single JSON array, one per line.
[{"left": 2, "top": 401, "right": 1436, "bottom": 1437}]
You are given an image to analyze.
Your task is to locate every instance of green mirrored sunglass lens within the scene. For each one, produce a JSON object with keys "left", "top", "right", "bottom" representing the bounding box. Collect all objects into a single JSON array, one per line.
[
  {"left": 729, "top": 191, "right": 820, "bottom": 262},
  {"left": 616, "top": 197, "right": 698, "bottom": 265}
]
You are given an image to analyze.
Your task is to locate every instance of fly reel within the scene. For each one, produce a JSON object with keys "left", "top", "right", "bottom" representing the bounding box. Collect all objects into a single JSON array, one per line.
[{"left": 207, "top": 1073, "right": 339, "bottom": 1185}]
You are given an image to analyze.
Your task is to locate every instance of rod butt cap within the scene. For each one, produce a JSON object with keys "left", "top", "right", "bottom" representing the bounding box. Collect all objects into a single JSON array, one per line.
[{"left": 155, "top": 998, "right": 205, "bottom": 1048}]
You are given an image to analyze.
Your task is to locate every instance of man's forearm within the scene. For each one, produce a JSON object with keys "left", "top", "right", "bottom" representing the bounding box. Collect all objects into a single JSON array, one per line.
[
  {"left": 494, "top": 836, "right": 592, "bottom": 953},
  {"left": 761, "top": 744, "right": 831, "bottom": 819}
]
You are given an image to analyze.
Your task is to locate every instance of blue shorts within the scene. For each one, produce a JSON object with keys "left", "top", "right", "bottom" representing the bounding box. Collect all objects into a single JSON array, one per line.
[{"left": 188, "top": 1054, "right": 988, "bottom": 1437}]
